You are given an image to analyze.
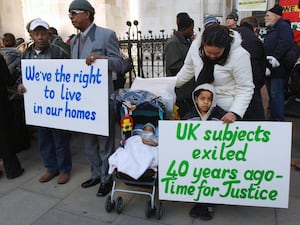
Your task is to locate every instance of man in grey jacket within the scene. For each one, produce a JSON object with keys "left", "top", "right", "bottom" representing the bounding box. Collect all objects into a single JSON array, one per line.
[{"left": 68, "top": 0, "right": 122, "bottom": 197}]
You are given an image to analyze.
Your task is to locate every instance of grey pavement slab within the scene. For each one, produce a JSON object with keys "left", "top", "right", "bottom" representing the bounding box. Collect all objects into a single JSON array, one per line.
[
  {"left": 277, "top": 197, "right": 300, "bottom": 225},
  {"left": 32, "top": 209, "right": 105, "bottom": 225},
  {"left": 192, "top": 205, "right": 276, "bottom": 225},
  {"left": 0, "top": 189, "right": 59, "bottom": 225},
  {"left": 55, "top": 184, "right": 118, "bottom": 222},
  {"left": 111, "top": 214, "right": 165, "bottom": 225}
]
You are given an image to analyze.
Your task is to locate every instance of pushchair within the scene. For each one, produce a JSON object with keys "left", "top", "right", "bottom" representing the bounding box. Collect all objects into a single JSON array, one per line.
[{"left": 107, "top": 87, "right": 166, "bottom": 219}]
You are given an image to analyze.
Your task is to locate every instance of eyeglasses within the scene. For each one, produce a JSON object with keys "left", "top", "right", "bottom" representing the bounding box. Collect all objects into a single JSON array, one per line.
[{"left": 69, "top": 10, "right": 85, "bottom": 18}]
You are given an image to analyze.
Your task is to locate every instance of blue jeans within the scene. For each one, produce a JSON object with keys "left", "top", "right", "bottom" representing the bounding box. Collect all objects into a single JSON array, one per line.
[
  {"left": 266, "top": 78, "right": 285, "bottom": 121},
  {"left": 38, "top": 127, "right": 72, "bottom": 174}
]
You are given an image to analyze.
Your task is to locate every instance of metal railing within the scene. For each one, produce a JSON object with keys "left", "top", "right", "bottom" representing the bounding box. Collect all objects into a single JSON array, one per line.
[{"left": 119, "top": 21, "right": 170, "bottom": 85}]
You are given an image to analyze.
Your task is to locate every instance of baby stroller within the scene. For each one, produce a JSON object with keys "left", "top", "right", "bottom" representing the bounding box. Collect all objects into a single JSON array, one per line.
[{"left": 107, "top": 88, "right": 166, "bottom": 219}]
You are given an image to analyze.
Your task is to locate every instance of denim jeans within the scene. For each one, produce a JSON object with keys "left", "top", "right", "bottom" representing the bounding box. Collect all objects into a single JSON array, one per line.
[
  {"left": 266, "top": 78, "right": 285, "bottom": 121},
  {"left": 38, "top": 127, "right": 72, "bottom": 174}
]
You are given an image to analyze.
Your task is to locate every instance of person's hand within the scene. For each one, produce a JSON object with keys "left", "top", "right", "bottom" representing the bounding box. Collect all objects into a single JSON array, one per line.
[
  {"left": 86, "top": 53, "right": 96, "bottom": 65},
  {"left": 17, "top": 83, "right": 27, "bottom": 94},
  {"left": 221, "top": 112, "right": 237, "bottom": 124},
  {"left": 265, "top": 68, "right": 271, "bottom": 76},
  {"left": 142, "top": 139, "right": 157, "bottom": 146},
  {"left": 85, "top": 54, "right": 107, "bottom": 65},
  {"left": 190, "top": 33, "right": 196, "bottom": 42},
  {"left": 267, "top": 56, "right": 280, "bottom": 68}
]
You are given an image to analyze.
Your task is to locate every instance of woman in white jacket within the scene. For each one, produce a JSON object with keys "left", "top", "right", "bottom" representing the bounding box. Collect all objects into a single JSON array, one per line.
[
  {"left": 176, "top": 24, "right": 254, "bottom": 123},
  {"left": 176, "top": 24, "right": 254, "bottom": 220}
]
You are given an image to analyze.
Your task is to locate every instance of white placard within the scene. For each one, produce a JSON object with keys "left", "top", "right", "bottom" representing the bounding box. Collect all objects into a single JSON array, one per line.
[
  {"left": 21, "top": 59, "right": 108, "bottom": 135},
  {"left": 237, "top": 0, "right": 267, "bottom": 11},
  {"left": 159, "top": 120, "right": 292, "bottom": 208}
]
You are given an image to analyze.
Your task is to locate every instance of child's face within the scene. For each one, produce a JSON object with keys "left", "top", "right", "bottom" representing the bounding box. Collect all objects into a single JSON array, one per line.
[
  {"left": 195, "top": 90, "right": 213, "bottom": 113},
  {"left": 143, "top": 125, "right": 154, "bottom": 133}
]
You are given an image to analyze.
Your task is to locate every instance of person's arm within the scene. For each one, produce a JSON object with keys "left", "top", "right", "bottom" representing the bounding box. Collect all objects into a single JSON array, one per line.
[
  {"left": 15, "top": 52, "right": 27, "bottom": 94},
  {"left": 142, "top": 139, "right": 158, "bottom": 147},
  {"left": 86, "top": 30, "right": 122, "bottom": 74},
  {"left": 165, "top": 39, "right": 184, "bottom": 76},
  {"left": 0, "top": 54, "right": 11, "bottom": 86},
  {"left": 227, "top": 49, "right": 254, "bottom": 119},
  {"left": 106, "top": 31, "right": 123, "bottom": 73},
  {"left": 273, "top": 21, "right": 294, "bottom": 61},
  {"left": 175, "top": 37, "right": 201, "bottom": 88}
]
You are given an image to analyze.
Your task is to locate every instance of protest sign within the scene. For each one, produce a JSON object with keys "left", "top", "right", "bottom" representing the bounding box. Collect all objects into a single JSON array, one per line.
[
  {"left": 280, "top": 0, "right": 300, "bottom": 46},
  {"left": 21, "top": 59, "right": 108, "bottom": 135},
  {"left": 237, "top": 0, "right": 267, "bottom": 11},
  {"left": 159, "top": 121, "right": 292, "bottom": 208}
]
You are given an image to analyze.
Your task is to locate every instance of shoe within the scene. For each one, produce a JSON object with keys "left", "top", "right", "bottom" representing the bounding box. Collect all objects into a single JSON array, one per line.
[
  {"left": 189, "top": 203, "right": 201, "bottom": 218},
  {"left": 295, "top": 162, "right": 300, "bottom": 170},
  {"left": 7, "top": 168, "right": 25, "bottom": 179},
  {"left": 81, "top": 178, "right": 101, "bottom": 188},
  {"left": 57, "top": 173, "right": 70, "bottom": 184},
  {"left": 189, "top": 204, "right": 214, "bottom": 220},
  {"left": 96, "top": 182, "right": 112, "bottom": 197},
  {"left": 199, "top": 205, "right": 214, "bottom": 220},
  {"left": 39, "top": 171, "right": 59, "bottom": 183}
]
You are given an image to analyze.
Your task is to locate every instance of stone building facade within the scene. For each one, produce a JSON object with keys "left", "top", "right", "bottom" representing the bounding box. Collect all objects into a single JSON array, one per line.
[{"left": 0, "top": 0, "right": 275, "bottom": 42}]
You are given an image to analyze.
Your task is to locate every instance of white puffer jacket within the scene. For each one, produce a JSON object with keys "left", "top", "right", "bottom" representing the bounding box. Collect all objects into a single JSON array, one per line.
[{"left": 176, "top": 30, "right": 254, "bottom": 118}]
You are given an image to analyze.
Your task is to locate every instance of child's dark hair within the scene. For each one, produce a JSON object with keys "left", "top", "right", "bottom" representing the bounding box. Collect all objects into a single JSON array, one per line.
[{"left": 194, "top": 89, "right": 213, "bottom": 98}]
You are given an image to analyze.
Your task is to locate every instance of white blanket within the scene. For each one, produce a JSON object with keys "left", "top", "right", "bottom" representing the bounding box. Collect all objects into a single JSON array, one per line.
[
  {"left": 130, "top": 77, "right": 177, "bottom": 118},
  {"left": 108, "top": 135, "right": 158, "bottom": 180}
]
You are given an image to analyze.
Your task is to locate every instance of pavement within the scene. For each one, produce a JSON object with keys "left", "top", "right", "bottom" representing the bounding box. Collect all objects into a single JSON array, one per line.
[{"left": 0, "top": 116, "right": 300, "bottom": 225}]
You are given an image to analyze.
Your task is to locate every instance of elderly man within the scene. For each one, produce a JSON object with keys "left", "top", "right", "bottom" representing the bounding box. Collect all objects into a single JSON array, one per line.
[
  {"left": 68, "top": 0, "right": 122, "bottom": 197},
  {"left": 263, "top": 4, "right": 294, "bottom": 121},
  {"left": 17, "top": 19, "right": 72, "bottom": 184}
]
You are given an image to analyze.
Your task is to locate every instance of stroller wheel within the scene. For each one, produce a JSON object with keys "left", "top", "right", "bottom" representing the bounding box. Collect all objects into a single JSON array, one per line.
[
  {"left": 116, "top": 196, "right": 123, "bottom": 214},
  {"left": 156, "top": 202, "right": 163, "bottom": 220},
  {"left": 105, "top": 195, "right": 115, "bottom": 212},
  {"left": 145, "top": 200, "right": 153, "bottom": 218}
]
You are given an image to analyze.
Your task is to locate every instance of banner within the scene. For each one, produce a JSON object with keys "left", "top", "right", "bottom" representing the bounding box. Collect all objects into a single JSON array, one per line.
[
  {"left": 21, "top": 59, "right": 108, "bottom": 135},
  {"left": 238, "top": 0, "right": 267, "bottom": 11},
  {"left": 280, "top": 0, "right": 300, "bottom": 46},
  {"left": 159, "top": 121, "right": 292, "bottom": 208}
]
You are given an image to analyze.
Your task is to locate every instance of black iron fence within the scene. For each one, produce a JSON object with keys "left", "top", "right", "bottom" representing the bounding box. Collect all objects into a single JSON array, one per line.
[{"left": 119, "top": 21, "right": 170, "bottom": 85}]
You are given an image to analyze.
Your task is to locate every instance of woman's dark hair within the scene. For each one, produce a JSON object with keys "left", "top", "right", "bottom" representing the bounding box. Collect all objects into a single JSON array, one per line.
[
  {"left": 201, "top": 24, "right": 233, "bottom": 48},
  {"left": 199, "top": 24, "right": 233, "bottom": 65}
]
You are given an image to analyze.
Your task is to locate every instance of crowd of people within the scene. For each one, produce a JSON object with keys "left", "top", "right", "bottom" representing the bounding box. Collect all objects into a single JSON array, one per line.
[{"left": 0, "top": 0, "right": 299, "bottom": 222}]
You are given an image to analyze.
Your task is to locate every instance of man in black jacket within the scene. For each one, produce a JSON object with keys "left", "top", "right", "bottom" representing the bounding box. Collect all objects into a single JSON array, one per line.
[
  {"left": 235, "top": 16, "right": 267, "bottom": 120},
  {"left": 0, "top": 53, "right": 24, "bottom": 179},
  {"left": 263, "top": 4, "right": 294, "bottom": 121}
]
